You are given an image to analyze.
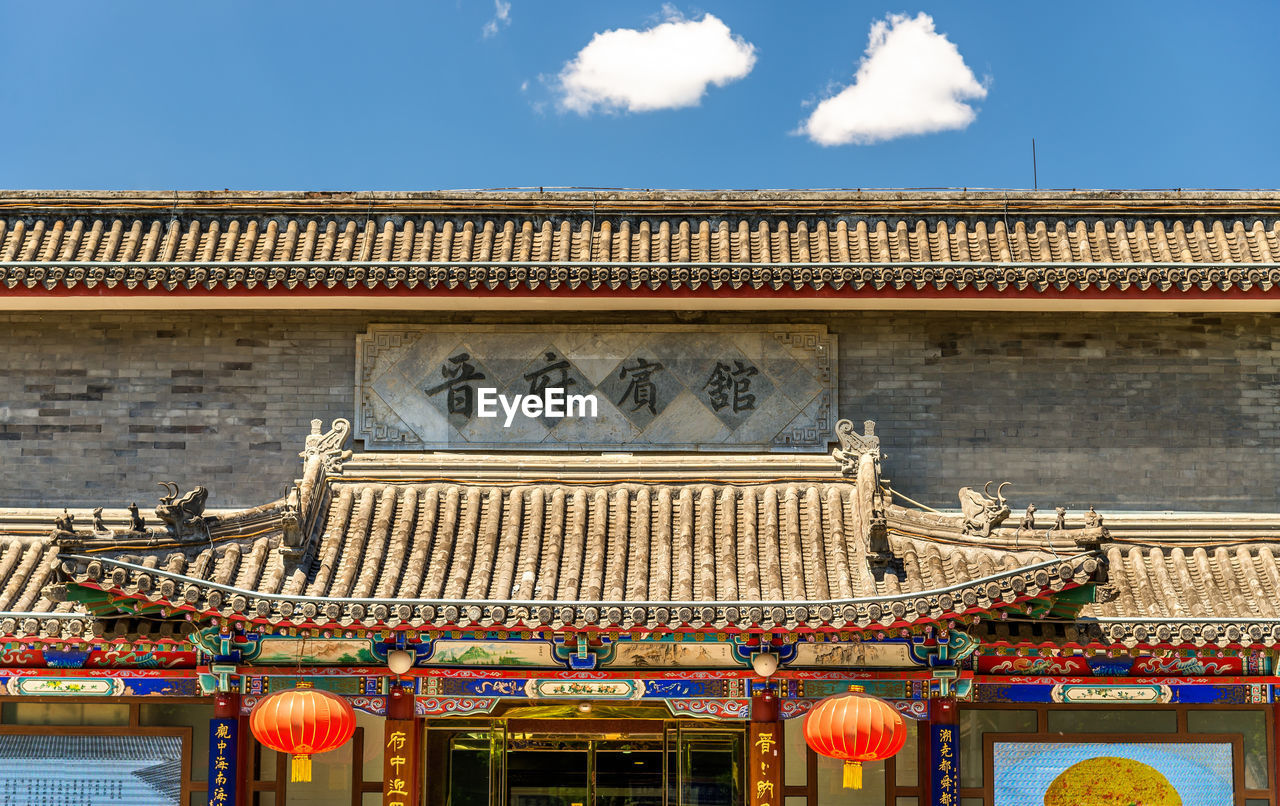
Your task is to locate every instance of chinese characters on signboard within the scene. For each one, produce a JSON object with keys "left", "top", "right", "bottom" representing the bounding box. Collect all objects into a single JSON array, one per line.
[
  {"left": 931, "top": 724, "right": 959, "bottom": 806},
  {"left": 357, "top": 326, "right": 837, "bottom": 451},
  {"left": 749, "top": 723, "right": 780, "bottom": 806},
  {"left": 383, "top": 720, "right": 418, "bottom": 806},
  {"left": 208, "top": 718, "right": 237, "bottom": 806}
]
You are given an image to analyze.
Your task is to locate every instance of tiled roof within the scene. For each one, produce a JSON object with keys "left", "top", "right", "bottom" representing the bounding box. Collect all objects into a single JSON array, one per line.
[
  {"left": 6, "top": 429, "right": 1280, "bottom": 647},
  {"left": 2, "top": 190, "right": 1279, "bottom": 295},
  {"left": 50, "top": 457, "right": 1101, "bottom": 635},
  {"left": 0, "top": 501, "right": 285, "bottom": 642},
  {"left": 1085, "top": 542, "right": 1280, "bottom": 647}
]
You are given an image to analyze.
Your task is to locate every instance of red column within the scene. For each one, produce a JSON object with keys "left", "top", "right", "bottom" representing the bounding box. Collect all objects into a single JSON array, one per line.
[{"left": 749, "top": 691, "right": 781, "bottom": 806}]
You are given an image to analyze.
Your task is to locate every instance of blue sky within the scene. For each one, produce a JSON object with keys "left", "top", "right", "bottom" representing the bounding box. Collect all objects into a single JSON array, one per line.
[{"left": 2, "top": 1, "right": 1277, "bottom": 191}]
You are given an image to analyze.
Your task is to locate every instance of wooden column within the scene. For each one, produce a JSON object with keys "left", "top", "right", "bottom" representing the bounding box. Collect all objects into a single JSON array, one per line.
[
  {"left": 1272, "top": 700, "right": 1280, "bottom": 805},
  {"left": 236, "top": 696, "right": 252, "bottom": 806},
  {"left": 749, "top": 691, "right": 781, "bottom": 806},
  {"left": 383, "top": 683, "right": 420, "bottom": 806},
  {"left": 928, "top": 696, "right": 959, "bottom": 806},
  {"left": 210, "top": 692, "right": 243, "bottom": 806}
]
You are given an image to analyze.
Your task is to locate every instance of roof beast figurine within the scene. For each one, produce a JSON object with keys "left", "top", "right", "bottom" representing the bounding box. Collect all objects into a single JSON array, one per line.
[
  {"left": 155, "top": 482, "right": 209, "bottom": 538},
  {"left": 959, "top": 481, "right": 1012, "bottom": 537}
]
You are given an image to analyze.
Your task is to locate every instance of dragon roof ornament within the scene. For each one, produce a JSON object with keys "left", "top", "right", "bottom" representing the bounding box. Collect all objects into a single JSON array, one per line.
[
  {"left": 832, "top": 419, "right": 879, "bottom": 477},
  {"left": 301, "top": 418, "right": 352, "bottom": 474}
]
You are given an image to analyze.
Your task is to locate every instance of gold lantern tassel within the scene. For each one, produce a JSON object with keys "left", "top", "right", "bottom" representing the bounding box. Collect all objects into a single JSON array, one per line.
[
  {"left": 292, "top": 754, "right": 312, "bottom": 783},
  {"left": 843, "top": 760, "right": 862, "bottom": 789}
]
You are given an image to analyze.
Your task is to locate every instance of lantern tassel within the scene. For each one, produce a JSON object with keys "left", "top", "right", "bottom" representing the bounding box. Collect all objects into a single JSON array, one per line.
[
  {"left": 291, "top": 754, "right": 312, "bottom": 783},
  {"left": 843, "top": 760, "right": 862, "bottom": 789}
]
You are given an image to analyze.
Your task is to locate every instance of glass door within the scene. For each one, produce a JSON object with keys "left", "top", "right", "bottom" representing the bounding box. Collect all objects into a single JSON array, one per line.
[
  {"left": 593, "top": 738, "right": 664, "bottom": 806},
  {"left": 675, "top": 728, "right": 742, "bottom": 806},
  {"left": 504, "top": 735, "right": 591, "bottom": 806},
  {"left": 430, "top": 721, "right": 742, "bottom": 806},
  {"left": 442, "top": 730, "right": 494, "bottom": 806}
]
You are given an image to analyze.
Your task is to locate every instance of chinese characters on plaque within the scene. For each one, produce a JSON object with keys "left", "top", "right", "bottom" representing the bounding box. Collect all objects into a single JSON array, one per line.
[
  {"left": 749, "top": 723, "right": 780, "bottom": 806},
  {"left": 383, "top": 720, "right": 418, "bottom": 806},
  {"left": 356, "top": 326, "right": 837, "bottom": 451},
  {"left": 931, "top": 723, "right": 959, "bottom": 806},
  {"left": 208, "top": 718, "right": 237, "bottom": 806}
]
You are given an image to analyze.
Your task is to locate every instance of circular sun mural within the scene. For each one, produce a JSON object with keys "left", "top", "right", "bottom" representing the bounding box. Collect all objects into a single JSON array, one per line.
[{"left": 1043, "top": 757, "right": 1182, "bottom": 806}]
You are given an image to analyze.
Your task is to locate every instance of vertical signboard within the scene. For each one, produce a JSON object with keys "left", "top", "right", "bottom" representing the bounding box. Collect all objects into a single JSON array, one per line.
[
  {"left": 383, "top": 719, "right": 418, "bottom": 806},
  {"left": 749, "top": 722, "right": 781, "bottom": 806},
  {"left": 208, "top": 718, "right": 238, "bottom": 806},
  {"left": 931, "top": 722, "right": 959, "bottom": 806}
]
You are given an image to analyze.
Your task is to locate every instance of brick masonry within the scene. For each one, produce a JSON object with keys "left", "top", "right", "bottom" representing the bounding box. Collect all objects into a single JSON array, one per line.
[{"left": 0, "top": 311, "right": 1276, "bottom": 512}]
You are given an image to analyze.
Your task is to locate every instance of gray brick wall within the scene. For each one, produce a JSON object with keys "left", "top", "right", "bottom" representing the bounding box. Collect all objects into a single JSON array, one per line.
[{"left": 1, "top": 311, "right": 1276, "bottom": 512}]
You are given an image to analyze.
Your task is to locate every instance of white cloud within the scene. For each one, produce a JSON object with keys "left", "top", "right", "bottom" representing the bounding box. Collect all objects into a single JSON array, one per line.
[
  {"left": 556, "top": 9, "right": 756, "bottom": 114},
  {"left": 800, "top": 12, "right": 987, "bottom": 146},
  {"left": 482, "top": 0, "right": 511, "bottom": 38}
]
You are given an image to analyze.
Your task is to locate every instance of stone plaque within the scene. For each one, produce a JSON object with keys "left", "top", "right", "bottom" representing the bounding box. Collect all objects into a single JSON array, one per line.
[{"left": 354, "top": 325, "right": 837, "bottom": 451}]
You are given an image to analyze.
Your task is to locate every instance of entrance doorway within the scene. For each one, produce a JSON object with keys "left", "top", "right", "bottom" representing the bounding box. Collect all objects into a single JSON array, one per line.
[
  {"left": 505, "top": 734, "right": 663, "bottom": 806},
  {"left": 430, "top": 719, "right": 743, "bottom": 806}
]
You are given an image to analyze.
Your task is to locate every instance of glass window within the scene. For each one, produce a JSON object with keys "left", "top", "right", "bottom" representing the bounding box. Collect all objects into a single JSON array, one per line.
[
  {"left": 680, "top": 731, "right": 742, "bottom": 806},
  {"left": 253, "top": 792, "right": 275, "bottom": 806},
  {"left": 284, "top": 744, "right": 351, "bottom": 806},
  {"left": 1188, "top": 709, "right": 1268, "bottom": 790},
  {"left": 258, "top": 747, "right": 278, "bottom": 782},
  {"left": 1046, "top": 709, "right": 1176, "bottom": 734},
  {"left": 0, "top": 732, "right": 183, "bottom": 804},
  {"left": 783, "top": 798, "right": 806, "bottom": 806},
  {"left": 1, "top": 702, "right": 129, "bottom": 725},
  {"left": 894, "top": 719, "right": 919, "bottom": 787},
  {"left": 596, "top": 738, "right": 663, "bottom": 806},
  {"left": 895, "top": 799, "right": 918, "bottom": 806},
  {"left": 428, "top": 730, "right": 491, "bottom": 806},
  {"left": 783, "top": 717, "right": 807, "bottom": 787},
  {"left": 354, "top": 712, "right": 385, "bottom": 786},
  {"left": 141, "top": 702, "right": 215, "bottom": 782},
  {"left": 189, "top": 793, "right": 209, "bottom": 806},
  {"left": 959, "top": 708, "right": 1036, "bottom": 787},
  {"left": 507, "top": 739, "right": 589, "bottom": 806},
  {"left": 815, "top": 753, "right": 885, "bottom": 805}
]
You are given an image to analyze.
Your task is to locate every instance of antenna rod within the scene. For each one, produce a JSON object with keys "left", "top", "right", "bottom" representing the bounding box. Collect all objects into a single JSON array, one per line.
[{"left": 1032, "top": 138, "right": 1038, "bottom": 189}]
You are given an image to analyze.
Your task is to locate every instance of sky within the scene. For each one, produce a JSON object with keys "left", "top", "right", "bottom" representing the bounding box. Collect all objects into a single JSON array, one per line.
[{"left": 2, "top": 1, "right": 1278, "bottom": 192}]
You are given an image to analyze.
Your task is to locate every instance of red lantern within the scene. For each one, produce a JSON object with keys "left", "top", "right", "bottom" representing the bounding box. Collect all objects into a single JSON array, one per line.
[
  {"left": 803, "top": 686, "right": 906, "bottom": 789},
  {"left": 250, "top": 687, "right": 356, "bottom": 782}
]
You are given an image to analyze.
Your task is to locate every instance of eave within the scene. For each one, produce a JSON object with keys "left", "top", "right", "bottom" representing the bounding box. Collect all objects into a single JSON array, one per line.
[
  {"left": 4, "top": 261, "right": 1280, "bottom": 312},
  {"left": 55, "top": 550, "right": 1100, "bottom": 636},
  {"left": 2, "top": 188, "right": 1277, "bottom": 311}
]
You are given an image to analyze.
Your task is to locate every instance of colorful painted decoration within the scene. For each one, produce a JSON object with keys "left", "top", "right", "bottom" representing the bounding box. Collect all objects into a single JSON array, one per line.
[
  {"left": 802, "top": 686, "right": 906, "bottom": 789},
  {"left": 249, "top": 686, "right": 356, "bottom": 782}
]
